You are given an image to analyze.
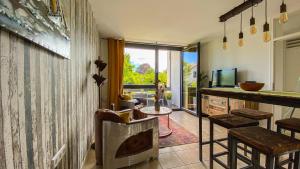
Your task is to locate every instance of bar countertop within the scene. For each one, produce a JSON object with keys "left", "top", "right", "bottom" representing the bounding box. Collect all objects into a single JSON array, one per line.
[{"left": 199, "top": 88, "right": 300, "bottom": 108}]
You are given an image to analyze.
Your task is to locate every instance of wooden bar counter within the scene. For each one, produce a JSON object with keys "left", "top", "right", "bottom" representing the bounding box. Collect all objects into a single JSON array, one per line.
[{"left": 197, "top": 88, "right": 300, "bottom": 161}]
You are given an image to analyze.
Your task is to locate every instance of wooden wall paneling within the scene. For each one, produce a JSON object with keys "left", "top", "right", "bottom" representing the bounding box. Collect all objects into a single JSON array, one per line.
[
  {"left": 75, "top": 0, "right": 81, "bottom": 166},
  {"left": 69, "top": 0, "right": 76, "bottom": 168},
  {"left": 1, "top": 29, "right": 15, "bottom": 169},
  {"left": 17, "top": 38, "right": 28, "bottom": 169},
  {"left": 29, "top": 44, "right": 39, "bottom": 169},
  {"left": 60, "top": 55, "right": 64, "bottom": 169},
  {"left": 72, "top": 0, "right": 78, "bottom": 168},
  {"left": 81, "top": 0, "right": 85, "bottom": 156},
  {"left": 39, "top": 49, "right": 47, "bottom": 169},
  {"left": 85, "top": 1, "right": 89, "bottom": 152},
  {"left": 0, "top": 31, "right": 6, "bottom": 169},
  {"left": 34, "top": 46, "right": 44, "bottom": 169},
  {"left": 0, "top": 0, "right": 100, "bottom": 168},
  {"left": 46, "top": 52, "right": 53, "bottom": 169},
  {"left": 9, "top": 32, "right": 23, "bottom": 169}
]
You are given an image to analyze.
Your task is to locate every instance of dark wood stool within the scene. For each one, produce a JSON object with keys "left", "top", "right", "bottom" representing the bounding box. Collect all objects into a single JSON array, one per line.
[
  {"left": 209, "top": 114, "right": 259, "bottom": 169},
  {"left": 231, "top": 108, "right": 273, "bottom": 157},
  {"left": 276, "top": 118, "right": 300, "bottom": 169},
  {"left": 231, "top": 108, "right": 273, "bottom": 130},
  {"left": 228, "top": 126, "right": 300, "bottom": 169}
]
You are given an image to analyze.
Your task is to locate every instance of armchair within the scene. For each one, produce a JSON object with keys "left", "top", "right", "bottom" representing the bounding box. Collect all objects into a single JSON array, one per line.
[{"left": 94, "top": 109, "right": 159, "bottom": 169}]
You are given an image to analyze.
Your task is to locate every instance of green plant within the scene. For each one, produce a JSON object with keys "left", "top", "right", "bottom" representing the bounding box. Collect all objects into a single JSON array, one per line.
[
  {"left": 165, "top": 91, "right": 172, "bottom": 100},
  {"left": 123, "top": 54, "right": 168, "bottom": 85}
]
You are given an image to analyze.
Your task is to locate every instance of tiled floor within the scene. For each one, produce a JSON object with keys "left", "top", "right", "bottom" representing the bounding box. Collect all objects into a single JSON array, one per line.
[{"left": 81, "top": 111, "right": 242, "bottom": 169}]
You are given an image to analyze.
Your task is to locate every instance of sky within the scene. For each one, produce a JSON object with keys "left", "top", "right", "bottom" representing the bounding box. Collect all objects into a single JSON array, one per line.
[
  {"left": 125, "top": 48, "right": 198, "bottom": 72},
  {"left": 183, "top": 52, "right": 198, "bottom": 64},
  {"left": 125, "top": 48, "right": 168, "bottom": 72}
]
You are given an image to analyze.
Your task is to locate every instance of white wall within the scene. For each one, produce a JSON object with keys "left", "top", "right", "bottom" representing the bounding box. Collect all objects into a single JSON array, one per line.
[
  {"left": 100, "top": 39, "right": 109, "bottom": 108},
  {"left": 200, "top": 31, "right": 272, "bottom": 89},
  {"left": 200, "top": 30, "right": 272, "bottom": 112}
]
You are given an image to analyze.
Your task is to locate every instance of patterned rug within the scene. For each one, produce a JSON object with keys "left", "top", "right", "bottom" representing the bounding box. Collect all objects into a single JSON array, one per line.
[{"left": 159, "top": 116, "right": 198, "bottom": 148}]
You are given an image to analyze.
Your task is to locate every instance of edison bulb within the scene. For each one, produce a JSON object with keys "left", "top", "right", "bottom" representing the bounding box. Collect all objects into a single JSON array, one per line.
[
  {"left": 238, "top": 39, "right": 244, "bottom": 47},
  {"left": 250, "top": 25, "right": 257, "bottom": 35},
  {"left": 279, "top": 2, "right": 288, "bottom": 24},
  {"left": 223, "top": 42, "right": 227, "bottom": 50},
  {"left": 250, "top": 17, "right": 257, "bottom": 35},
  {"left": 263, "top": 31, "right": 271, "bottom": 42},
  {"left": 222, "top": 36, "right": 227, "bottom": 50},
  {"left": 279, "top": 12, "right": 288, "bottom": 24}
]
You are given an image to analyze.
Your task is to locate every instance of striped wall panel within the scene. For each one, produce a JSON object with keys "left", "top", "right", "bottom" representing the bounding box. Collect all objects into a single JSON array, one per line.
[{"left": 0, "top": 0, "right": 100, "bottom": 168}]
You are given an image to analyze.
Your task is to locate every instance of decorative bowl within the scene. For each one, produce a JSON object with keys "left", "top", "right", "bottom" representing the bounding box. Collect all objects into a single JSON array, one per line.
[{"left": 239, "top": 82, "right": 265, "bottom": 91}]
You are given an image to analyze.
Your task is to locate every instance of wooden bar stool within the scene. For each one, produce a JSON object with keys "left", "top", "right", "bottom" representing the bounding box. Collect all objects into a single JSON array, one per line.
[
  {"left": 276, "top": 118, "right": 300, "bottom": 169},
  {"left": 228, "top": 126, "right": 300, "bottom": 169},
  {"left": 231, "top": 108, "right": 273, "bottom": 157},
  {"left": 231, "top": 108, "right": 273, "bottom": 130},
  {"left": 209, "top": 114, "right": 259, "bottom": 169}
]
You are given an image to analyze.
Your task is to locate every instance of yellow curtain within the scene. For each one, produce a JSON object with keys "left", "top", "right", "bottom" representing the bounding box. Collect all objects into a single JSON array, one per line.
[{"left": 108, "top": 39, "right": 125, "bottom": 110}]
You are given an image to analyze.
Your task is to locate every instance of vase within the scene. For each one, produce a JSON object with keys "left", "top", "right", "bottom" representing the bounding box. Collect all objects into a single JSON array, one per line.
[
  {"left": 154, "top": 101, "right": 160, "bottom": 111},
  {"left": 167, "top": 100, "right": 172, "bottom": 107}
]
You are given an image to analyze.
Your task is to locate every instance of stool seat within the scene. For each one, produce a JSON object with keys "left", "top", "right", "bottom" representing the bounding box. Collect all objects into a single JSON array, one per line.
[
  {"left": 276, "top": 118, "right": 300, "bottom": 133},
  {"left": 231, "top": 108, "right": 273, "bottom": 120},
  {"left": 209, "top": 114, "right": 259, "bottom": 129},
  {"left": 229, "top": 126, "right": 300, "bottom": 155}
]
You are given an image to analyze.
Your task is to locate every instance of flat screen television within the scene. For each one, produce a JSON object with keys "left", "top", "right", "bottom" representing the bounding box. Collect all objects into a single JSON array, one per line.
[{"left": 211, "top": 68, "right": 237, "bottom": 87}]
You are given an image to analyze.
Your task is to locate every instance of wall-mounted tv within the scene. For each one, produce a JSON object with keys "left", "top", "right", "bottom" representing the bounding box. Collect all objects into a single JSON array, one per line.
[{"left": 211, "top": 68, "right": 237, "bottom": 87}]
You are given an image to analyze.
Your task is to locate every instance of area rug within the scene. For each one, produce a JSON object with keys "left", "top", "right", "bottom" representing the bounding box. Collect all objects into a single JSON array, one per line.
[{"left": 159, "top": 116, "right": 198, "bottom": 148}]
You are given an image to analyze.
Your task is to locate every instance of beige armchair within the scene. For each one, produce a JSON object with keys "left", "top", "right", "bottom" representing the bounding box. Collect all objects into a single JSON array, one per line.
[{"left": 95, "top": 109, "right": 159, "bottom": 169}]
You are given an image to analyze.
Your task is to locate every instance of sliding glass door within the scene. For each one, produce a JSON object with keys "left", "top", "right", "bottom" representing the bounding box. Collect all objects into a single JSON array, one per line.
[
  {"left": 182, "top": 46, "right": 199, "bottom": 114},
  {"left": 123, "top": 43, "right": 182, "bottom": 109}
]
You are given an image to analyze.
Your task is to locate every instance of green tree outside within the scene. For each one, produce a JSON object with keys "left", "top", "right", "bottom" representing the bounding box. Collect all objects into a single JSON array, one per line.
[{"left": 123, "top": 54, "right": 168, "bottom": 85}]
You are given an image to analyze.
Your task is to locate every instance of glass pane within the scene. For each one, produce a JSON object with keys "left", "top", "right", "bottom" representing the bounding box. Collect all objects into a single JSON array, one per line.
[
  {"left": 123, "top": 48, "right": 155, "bottom": 85},
  {"left": 158, "top": 50, "right": 169, "bottom": 86},
  {"left": 182, "top": 48, "right": 198, "bottom": 112},
  {"left": 158, "top": 50, "right": 181, "bottom": 109}
]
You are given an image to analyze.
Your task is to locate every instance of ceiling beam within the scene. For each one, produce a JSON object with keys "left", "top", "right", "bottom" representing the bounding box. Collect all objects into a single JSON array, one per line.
[{"left": 219, "top": 0, "right": 263, "bottom": 22}]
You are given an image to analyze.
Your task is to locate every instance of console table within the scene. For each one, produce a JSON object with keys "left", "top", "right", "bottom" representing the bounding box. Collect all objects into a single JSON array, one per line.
[{"left": 198, "top": 88, "right": 300, "bottom": 162}]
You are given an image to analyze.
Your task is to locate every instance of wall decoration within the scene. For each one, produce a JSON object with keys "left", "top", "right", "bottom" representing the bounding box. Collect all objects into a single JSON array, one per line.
[{"left": 0, "top": 0, "right": 70, "bottom": 58}]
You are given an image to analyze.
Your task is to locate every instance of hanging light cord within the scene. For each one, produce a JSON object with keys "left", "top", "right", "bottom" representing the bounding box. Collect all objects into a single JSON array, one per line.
[
  {"left": 265, "top": 0, "right": 268, "bottom": 21},
  {"left": 224, "top": 22, "right": 226, "bottom": 36},
  {"left": 241, "top": 0, "right": 245, "bottom": 31},
  {"left": 251, "top": 2, "right": 254, "bottom": 17},
  {"left": 240, "top": 11, "right": 243, "bottom": 31}
]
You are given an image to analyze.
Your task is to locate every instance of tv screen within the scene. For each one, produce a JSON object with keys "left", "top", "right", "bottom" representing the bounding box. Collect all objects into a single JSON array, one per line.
[{"left": 220, "top": 68, "right": 237, "bottom": 87}]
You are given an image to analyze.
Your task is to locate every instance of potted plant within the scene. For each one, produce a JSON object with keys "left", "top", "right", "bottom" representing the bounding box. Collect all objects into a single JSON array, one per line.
[{"left": 165, "top": 91, "right": 172, "bottom": 107}]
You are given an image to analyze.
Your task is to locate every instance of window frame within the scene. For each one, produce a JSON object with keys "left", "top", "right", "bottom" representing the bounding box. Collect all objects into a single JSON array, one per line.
[{"left": 123, "top": 42, "right": 183, "bottom": 89}]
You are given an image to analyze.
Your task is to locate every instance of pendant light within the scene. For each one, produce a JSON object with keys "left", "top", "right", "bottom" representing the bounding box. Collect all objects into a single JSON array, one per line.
[
  {"left": 263, "top": 0, "right": 271, "bottom": 42},
  {"left": 238, "top": 12, "right": 244, "bottom": 47},
  {"left": 279, "top": 0, "right": 288, "bottom": 24},
  {"left": 223, "top": 22, "right": 228, "bottom": 50},
  {"left": 250, "top": 3, "right": 257, "bottom": 35}
]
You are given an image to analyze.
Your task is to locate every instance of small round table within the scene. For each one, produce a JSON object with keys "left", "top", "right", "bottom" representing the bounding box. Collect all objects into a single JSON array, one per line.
[{"left": 140, "top": 106, "right": 173, "bottom": 138}]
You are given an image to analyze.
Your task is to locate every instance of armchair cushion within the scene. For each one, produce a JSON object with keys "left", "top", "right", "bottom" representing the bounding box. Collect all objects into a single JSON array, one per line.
[{"left": 116, "top": 110, "right": 131, "bottom": 123}]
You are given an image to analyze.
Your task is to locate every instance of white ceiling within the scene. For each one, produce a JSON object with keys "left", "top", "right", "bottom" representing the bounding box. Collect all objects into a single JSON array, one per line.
[{"left": 88, "top": 0, "right": 300, "bottom": 46}]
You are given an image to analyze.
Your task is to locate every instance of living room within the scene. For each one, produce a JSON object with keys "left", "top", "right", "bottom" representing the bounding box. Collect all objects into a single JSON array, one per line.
[{"left": 1, "top": 0, "right": 300, "bottom": 169}]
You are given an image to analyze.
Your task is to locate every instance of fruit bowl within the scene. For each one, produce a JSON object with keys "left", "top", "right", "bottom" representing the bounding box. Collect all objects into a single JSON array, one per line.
[{"left": 239, "top": 82, "right": 265, "bottom": 91}]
